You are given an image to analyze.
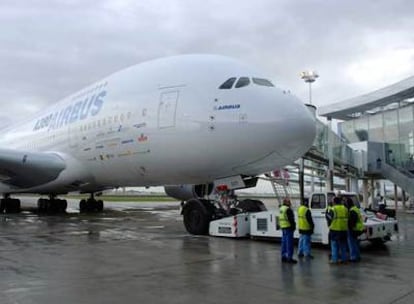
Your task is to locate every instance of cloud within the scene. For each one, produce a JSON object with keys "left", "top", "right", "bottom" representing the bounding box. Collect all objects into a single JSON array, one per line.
[{"left": 0, "top": 0, "right": 414, "bottom": 123}]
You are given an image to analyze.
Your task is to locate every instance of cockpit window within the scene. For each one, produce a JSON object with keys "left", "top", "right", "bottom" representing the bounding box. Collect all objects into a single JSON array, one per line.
[
  {"left": 252, "top": 78, "right": 274, "bottom": 87},
  {"left": 219, "top": 77, "right": 237, "bottom": 89},
  {"left": 219, "top": 77, "right": 271, "bottom": 89},
  {"left": 235, "top": 77, "right": 250, "bottom": 88}
]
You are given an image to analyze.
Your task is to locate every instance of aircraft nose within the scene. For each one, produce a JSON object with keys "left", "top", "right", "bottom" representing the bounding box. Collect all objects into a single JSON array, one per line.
[{"left": 274, "top": 97, "right": 316, "bottom": 158}]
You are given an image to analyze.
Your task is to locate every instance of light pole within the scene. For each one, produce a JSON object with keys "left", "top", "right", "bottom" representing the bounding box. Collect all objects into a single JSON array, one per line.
[
  {"left": 300, "top": 70, "right": 319, "bottom": 193},
  {"left": 300, "top": 70, "right": 319, "bottom": 105}
]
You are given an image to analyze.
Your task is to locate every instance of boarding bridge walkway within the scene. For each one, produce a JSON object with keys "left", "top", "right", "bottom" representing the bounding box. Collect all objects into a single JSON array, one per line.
[
  {"left": 302, "top": 119, "right": 414, "bottom": 199},
  {"left": 280, "top": 116, "right": 414, "bottom": 201},
  {"left": 380, "top": 163, "right": 414, "bottom": 197},
  {"left": 300, "top": 118, "right": 361, "bottom": 180},
  {"left": 361, "top": 141, "right": 414, "bottom": 197}
]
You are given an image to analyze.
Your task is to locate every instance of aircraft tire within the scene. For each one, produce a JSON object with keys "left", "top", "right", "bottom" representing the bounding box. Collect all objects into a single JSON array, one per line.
[
  {"left": 79, "top": 198, "right": 103, "bottom": 212},
  {"left": 183, "top": 199, "right": 211, "bottom": 235},
  {"left": 57, "top": 199, "right": 68, "bottom": 212},
  {"left": 4, "top": 199, "right": 21, "bottom": 213},
  {"left": 0, "top": 199, "right": 5, "bottom": 213},
  {"left": 86, "top": 198, "right": 98, "bottom": 212},
  {"left": 47, "top": 200, "right": 56, "bottom": 213},
  {"left": 79, "top": 199, "right": 87, "bottom": 213},
  {"left": 37, "top": 198, "right": 47, "bottom": 212},
  {"left": 96, "top": 200, "right": 104, "bottom": 212},
  {"left": 237, "top": 199, "right": 267, "bottom": 213}
]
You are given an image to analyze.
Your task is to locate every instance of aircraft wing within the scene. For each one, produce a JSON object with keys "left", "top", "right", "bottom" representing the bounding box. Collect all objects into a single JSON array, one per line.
[{"left": 0, "top": 148, "right": 66, "bottom": 189}]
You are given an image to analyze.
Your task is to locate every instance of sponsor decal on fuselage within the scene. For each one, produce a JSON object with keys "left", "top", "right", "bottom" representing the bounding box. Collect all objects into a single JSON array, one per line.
[{"left": 138, "top": 133, "right": 148, "bottom": 142}]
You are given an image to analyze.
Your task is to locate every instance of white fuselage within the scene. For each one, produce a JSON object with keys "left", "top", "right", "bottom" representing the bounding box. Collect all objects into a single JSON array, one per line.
[{"left": 0, "top": 55, "right": 316, "bottom": 194}]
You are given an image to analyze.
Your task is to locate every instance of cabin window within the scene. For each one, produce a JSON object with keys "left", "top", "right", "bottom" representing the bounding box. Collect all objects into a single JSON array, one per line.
[
  {"left": 219, "top": 77, "right": 237, "bottom": 89},
  {"left": 252, "top": 78, "right": 274, "bottom": 87},
  {"left": 235, "top": 77, "right": 250, "bottom": 88}
]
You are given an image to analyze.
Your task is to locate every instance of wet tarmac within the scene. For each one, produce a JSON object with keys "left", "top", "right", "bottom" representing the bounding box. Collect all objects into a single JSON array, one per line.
[{"left": 1, "top": 198, "right": 414, "bottom": 304}]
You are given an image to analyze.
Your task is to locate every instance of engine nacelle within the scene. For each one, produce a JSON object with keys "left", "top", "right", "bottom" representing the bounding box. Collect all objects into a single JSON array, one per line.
[{"left": 164, "top": 184, "right": 214, "bottom": 201}]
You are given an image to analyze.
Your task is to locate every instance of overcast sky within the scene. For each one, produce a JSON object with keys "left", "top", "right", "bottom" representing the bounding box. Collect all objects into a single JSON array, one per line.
[{"left": 1, "top": 0, "right": 414, "bottom": 127}]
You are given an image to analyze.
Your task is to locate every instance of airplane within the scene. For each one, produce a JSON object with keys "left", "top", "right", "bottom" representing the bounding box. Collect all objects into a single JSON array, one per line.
[{"left": 0, "top": 54, "right": 316, "bottom": 234}]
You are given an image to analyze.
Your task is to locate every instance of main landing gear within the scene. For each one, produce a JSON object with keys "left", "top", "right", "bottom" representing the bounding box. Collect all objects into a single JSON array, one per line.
[
  {"left": 1, "top": 194, "right": 103, "bottom": 214},
  {"left": 79, "top": 194, "right": 104, "bottom": 213},
  {"left": 37, "top": 195, "right": 67, "bottom": 213},
  {"left": 0, "top": 195, "right": 21, "bottom": 213}
]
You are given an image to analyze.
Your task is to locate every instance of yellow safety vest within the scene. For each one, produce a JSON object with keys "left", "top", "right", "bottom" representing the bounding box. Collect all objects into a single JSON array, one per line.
[
  {"left": 329, "top": 204, "right": 348, "bottom": 231},
  {"left": 298, "top": 205, "right": 311, "bottom": 230},
  {"left": 279, "top": 205, "right": 291, "bottom": 229},
  {"left": 326, "top": 205, "right": 333, "bottom": 213},
  {"left": 351, "top": 206, "right": 364, "bottom": 232}
]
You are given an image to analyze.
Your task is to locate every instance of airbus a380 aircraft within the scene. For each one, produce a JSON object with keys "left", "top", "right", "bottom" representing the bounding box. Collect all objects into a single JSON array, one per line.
[{"left": 0, "top": 54, "right": 316, "bottom": 234}]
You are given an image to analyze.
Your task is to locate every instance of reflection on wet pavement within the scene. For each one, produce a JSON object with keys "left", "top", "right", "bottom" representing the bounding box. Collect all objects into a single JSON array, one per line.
[{"left": 0, "top": 198, "right": 413, "bottom": 304}]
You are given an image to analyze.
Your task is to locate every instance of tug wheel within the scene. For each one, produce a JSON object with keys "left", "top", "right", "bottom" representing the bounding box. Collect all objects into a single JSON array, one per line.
[{"left": 183, "top": 199, "right": 211, "bottom": 235}]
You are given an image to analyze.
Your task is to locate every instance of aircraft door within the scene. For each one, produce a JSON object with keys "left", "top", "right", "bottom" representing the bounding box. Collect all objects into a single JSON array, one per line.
[{"left": 158, "top": 90, "right": 179, "bottom": 129}]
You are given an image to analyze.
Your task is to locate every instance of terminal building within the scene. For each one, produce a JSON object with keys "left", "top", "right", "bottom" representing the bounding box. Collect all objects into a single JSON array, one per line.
[{"left": 317, "top": 75, "right": 414, "bottom": 207}]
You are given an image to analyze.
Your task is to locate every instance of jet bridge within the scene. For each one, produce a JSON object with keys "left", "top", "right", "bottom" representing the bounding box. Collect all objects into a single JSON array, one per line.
[
  {"left": 319, "top": 75, "right": 414, "bottom": 211},
  {"left": 364, "top": 141, "right": 414, "bottom": 198}
]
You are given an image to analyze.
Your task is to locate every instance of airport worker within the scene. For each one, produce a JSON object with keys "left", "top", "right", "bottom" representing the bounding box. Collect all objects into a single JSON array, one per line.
[
  {"left": 297, "top": 199, "right": 314, "bottom": 259},
  {"left": 328, "top": 196, "right": 349, "bottom": 264},
  {"left": 325, "top": 199, "right": 334, "bottom": 223},
  {"left": 378, "top": 196, "right": 387, "bottom": 211},
  {"left": 346, "top": 198, "right": 364, "bottom": 262},
  {"left": 279, "top": 198, "right": 297, "bottom": 264},
  {"left": 372, "top": 193, "right": 381, "bottom": 210},
  {"left": 325, "top": 200, "right": 334, "bottom": 260}
]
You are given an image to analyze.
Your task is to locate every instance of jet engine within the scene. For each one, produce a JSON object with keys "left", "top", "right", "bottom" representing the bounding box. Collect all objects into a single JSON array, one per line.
[{"left": 164, "top": 184, "right": 214, "bottom": 201}]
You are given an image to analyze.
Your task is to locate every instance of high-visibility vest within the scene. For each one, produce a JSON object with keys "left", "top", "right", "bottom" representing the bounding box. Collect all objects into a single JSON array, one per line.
[
  {"left": 279, "top": 205, "right": 291, "bottom": 229},
  {"left": 298, "top": 205, "right": 311, "bottom": 230},
  {"left": 350, "top": 206, "right": 364, "bottom": 232},
  {"left": 325, "top": 205, "right": 333, "bottom": 221},
  {"left": 329, "top": 204, "right": 348, "bottom": 231},
  {"left": 326, "top": 205, "right": 333, "bottom": 213}
]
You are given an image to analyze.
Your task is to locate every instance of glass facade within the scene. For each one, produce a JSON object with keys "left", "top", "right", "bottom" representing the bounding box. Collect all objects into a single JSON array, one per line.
[
  {"left": 339, "top": 104, "right": 414, "bottom": 168},
  {"left": 313, "top": 120, "right": 328, "bottom": 155},
  {"left": 368, "top": 113, "right": 383, "bottom": 142},
  {"left": 354, "top": 116, "right": 369, "bottom": 141},
  {"left": 313, "top": 119, "right": 356, "bottom": 167},
  {"left": 399, "top": 107, "right": 414, "bottom": 158}
]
